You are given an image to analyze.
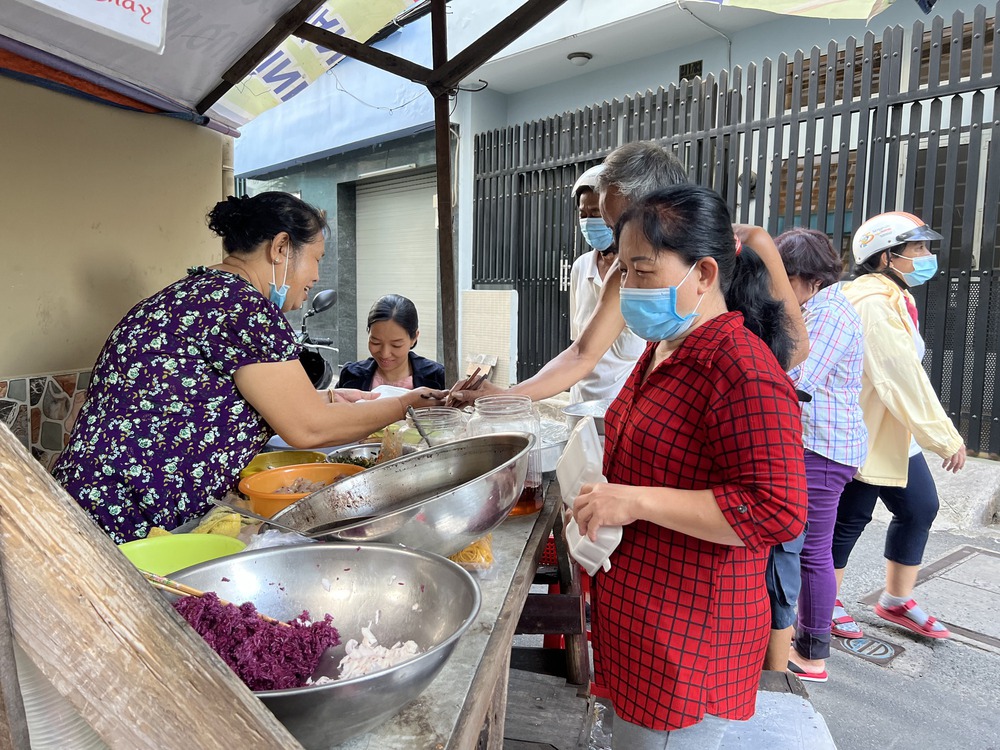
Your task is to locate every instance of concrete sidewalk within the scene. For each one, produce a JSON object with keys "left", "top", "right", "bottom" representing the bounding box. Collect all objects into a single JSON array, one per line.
[
  {"left": 586, "top": 688, "right": 837, "bottom": 750},
  {"left": 807, "top": 519, "right": 1000, "bottom": 750}
]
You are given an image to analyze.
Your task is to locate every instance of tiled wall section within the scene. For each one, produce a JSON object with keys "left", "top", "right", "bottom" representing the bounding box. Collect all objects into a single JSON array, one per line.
[{"left": 0, "top": 371, "right": 90, "bottom": 471}]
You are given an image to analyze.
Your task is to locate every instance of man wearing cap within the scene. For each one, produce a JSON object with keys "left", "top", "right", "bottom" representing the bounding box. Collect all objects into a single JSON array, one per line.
[{"left": 568, "top": 164, "right": 645, "bottom": 403}]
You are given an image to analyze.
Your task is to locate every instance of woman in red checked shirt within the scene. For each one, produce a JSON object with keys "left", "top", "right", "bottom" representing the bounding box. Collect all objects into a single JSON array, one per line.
[{"left": 571, "top": 184, "right": 808, "bottom": 747}]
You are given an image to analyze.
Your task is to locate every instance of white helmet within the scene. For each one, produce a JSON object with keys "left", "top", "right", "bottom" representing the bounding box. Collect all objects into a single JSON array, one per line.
[
  {"left": 571, "top": 164, "right": 604, "bottom": 201},
  {"left": 852, "top": 211, "right": 943, "bottom": 265}
]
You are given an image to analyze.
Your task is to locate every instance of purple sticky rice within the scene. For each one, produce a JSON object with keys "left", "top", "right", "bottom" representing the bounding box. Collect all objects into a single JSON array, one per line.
[{"left": 173, "top": 593, "right": 340, "bottom": 691}]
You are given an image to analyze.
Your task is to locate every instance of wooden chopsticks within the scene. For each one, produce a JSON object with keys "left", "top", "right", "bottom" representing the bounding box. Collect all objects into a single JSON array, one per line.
[
  {"left": 445, "top": 367, "right": 486, "bottom": 406},
  {"left": 141, "top": 569, "right": 290, "bottom": 627}
]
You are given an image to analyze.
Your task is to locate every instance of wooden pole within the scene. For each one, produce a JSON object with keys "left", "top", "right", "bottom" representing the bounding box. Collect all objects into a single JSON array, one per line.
[
  {"left": 427, "top": 0, "right": 571, "bottom": 96},
  {"left": 0, "top": 425, "right": 301, "bottom": 749},
  {"left": 293, "top": 23, "right": 434, "bottom": 85},
  {"left": 431, "top": 0, "right": 460, "bottom": 384}
]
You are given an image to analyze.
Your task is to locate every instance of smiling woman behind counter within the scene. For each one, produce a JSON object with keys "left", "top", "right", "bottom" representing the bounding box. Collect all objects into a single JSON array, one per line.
[
  {"left": 336, "top": 294, "right": 445, "bottom": 392},
  {"left": 53, "top": 192, "right": 443, "bottom": 543}
]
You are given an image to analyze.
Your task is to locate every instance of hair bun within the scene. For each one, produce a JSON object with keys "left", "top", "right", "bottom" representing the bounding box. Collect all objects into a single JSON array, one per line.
[{"left": 208, "top": 194, "right": 256, "bottom": 240}]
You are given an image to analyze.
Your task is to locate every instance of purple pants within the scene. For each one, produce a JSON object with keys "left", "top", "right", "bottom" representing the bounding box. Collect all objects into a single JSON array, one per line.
[{"left": 794, "top": 450, "right": 858, "bottom": 660}]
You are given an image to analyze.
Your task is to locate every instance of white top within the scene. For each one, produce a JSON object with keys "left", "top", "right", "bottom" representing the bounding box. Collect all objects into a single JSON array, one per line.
[{"left": 568, "top": 250, "right": 646, "bottom": 404}]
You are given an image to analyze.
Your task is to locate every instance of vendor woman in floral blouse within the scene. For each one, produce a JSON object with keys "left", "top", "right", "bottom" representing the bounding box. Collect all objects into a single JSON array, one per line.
[
  {"left": 571, "top": 184, "right": 808, "bottom": 746},
  {"left": 53, "top": 192, "right": 444, "bottom": 543}
]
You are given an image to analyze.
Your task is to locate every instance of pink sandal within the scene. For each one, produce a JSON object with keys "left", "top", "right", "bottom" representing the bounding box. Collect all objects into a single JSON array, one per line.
[
  {"left": 875, "top": 599, "right": 951, "bottom": 639},
  {"left": 831, "top": 599, "right": 864, "bottom": 639}
]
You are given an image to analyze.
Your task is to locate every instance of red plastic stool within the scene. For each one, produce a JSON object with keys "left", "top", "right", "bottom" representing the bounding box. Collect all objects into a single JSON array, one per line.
[{"left": 540, "top": 536, "right": 592, "bottom": 649}]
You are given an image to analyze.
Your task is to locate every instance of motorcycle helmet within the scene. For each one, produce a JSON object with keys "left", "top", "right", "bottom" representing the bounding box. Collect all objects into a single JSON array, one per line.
[{"left": 852, "top": 211, "right": 943, "bottom": 266}]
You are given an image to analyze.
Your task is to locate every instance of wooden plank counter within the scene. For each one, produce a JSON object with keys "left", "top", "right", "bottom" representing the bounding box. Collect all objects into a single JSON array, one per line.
[{"left": 337, "top": 484, "right": 562, "bottom": 750}]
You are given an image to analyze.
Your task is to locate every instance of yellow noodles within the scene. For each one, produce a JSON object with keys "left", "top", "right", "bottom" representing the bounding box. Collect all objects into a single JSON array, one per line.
[{"left": 448, "top": 534, "right": 494, "bottom": 569}]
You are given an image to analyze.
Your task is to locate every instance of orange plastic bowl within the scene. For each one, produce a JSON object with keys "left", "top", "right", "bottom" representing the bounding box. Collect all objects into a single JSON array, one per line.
[{"left": 238, "top": 463, "right": 365, "bottom": 518}]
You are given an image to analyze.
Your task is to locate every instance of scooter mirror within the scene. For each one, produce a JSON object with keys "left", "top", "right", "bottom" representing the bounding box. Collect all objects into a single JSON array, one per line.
[{"left": 309, "top": 289, "right": 337, "bottom": 315}]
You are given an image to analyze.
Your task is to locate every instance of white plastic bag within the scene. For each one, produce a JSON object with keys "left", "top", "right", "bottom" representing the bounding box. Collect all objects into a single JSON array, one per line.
[{"left": 242, "top": 529, "right": 315, "bottom": 551}]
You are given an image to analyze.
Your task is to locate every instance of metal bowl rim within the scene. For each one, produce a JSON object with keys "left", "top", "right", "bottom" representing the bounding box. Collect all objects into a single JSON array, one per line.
[
  {"left": 274, "top": 432, "right": 534, "bottom": 536},
  {"left": 560, "top": 398, "right": 613, "bottom": 418},
  {"left": 170, "top": 542, "right": 482, "bottom": 698}
]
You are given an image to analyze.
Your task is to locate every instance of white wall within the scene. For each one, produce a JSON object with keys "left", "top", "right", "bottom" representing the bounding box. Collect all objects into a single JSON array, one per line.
[
  {"left": 0, "top": 76, "right": 226, "bottom": 378},
  {"left": 499, "top": 0, "right": 978, "bottom": 127}
]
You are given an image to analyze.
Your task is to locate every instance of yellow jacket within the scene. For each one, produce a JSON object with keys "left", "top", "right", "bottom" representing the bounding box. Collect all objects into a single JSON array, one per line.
[{"left": 841, "top": 274, "right": 963, "bottom": 487}]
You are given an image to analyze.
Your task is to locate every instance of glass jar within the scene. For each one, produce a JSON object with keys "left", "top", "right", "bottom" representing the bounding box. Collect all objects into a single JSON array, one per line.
[
  {"left": 399, "top": 407, "right": 468, "bottom": 451},
  {"left": 467, "top": 395, "right": 542, "bottom": 516}
]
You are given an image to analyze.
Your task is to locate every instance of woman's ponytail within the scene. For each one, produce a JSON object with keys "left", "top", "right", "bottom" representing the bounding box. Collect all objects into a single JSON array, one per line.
[{"left": 727, "top": 243, "right": 794, "bottom": 370}]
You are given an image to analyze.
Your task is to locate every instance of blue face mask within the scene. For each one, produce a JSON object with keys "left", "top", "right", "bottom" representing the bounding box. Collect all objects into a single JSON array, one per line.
[
  {"left": 579, "top": 217, "right": 614, "bottom": 252},
  {"left": 269, "top": 259, "right": 290, "bottom": 308},
  {"left": 619, "top": 264, "right": 702, "bottom": 342},
  {"left": 893, "top": 252, "right": 937, "bottom": 287}
]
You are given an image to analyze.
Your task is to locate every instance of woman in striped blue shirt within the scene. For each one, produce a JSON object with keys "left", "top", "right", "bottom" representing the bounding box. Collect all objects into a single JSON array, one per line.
[{"left": 777, "top": 229, "right": 868, "bottom": 683}]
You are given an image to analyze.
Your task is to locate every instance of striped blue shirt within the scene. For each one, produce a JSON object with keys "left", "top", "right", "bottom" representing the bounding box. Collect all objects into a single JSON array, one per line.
[{"left": 788, "top": 284, "right": 868, "bottom": 468}]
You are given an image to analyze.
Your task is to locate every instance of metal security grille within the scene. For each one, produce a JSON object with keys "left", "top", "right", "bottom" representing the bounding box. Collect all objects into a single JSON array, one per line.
[{"left": 472, "top": 3, "right": 1000, "bottom": 456}]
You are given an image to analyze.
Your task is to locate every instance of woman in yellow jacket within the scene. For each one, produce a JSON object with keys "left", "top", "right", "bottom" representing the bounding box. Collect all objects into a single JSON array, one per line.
[{"left": 831, "top": 212, "right": 966, "bottom": 640}]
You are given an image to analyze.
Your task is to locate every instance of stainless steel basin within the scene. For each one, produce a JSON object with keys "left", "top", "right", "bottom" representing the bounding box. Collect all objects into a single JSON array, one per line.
[
  {"left": 170, "top": 544, "right": 480, "bottom": 749},
  {"left": 269, "top": 433, "right": 533, "bottom": 557}
]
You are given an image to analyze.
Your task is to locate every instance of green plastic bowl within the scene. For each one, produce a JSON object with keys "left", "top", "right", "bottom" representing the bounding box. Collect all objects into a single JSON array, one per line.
[{"left": 118, "top": 534, "right": 246, "bottom": 576}]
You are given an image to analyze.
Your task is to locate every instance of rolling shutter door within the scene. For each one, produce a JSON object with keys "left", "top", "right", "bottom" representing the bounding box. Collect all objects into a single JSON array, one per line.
[{"left": 355, "top": 173, "right": 439, "bottom": 362}]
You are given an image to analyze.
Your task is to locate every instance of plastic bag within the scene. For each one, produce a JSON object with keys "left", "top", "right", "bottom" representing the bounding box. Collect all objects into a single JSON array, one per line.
[
  {"left": 242, "top": 529, "right": 316, "bottom": 551},
  {"left": 376, "top": 423, "right": 404, "bottom": 463},
  {"left": 448, "top": 534, "right": 494, "bottom": 571}
]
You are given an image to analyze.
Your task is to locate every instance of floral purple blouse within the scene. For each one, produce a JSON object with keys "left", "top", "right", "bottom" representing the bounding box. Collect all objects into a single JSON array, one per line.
[{"left": 53, "top": 267, "right": 299, "bottom": 543}]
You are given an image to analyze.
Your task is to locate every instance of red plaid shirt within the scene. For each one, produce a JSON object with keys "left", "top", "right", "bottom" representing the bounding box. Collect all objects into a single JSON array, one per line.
[{"left": 592, "top": 312, "right": 807, "bottom": 731}]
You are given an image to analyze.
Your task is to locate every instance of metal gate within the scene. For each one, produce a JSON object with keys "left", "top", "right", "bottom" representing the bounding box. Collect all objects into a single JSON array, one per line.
[{"left": 472, "top": 3, "right": 1000, "bottom": 456}]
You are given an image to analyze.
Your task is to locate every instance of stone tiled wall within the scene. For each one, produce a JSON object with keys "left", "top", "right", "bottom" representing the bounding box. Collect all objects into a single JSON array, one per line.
[{"left": 0, "top": 371, "right": 90, "bottom": 471}]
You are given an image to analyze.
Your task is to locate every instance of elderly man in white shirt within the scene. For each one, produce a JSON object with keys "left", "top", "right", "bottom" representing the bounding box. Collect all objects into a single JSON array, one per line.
[{"left": 568, "top": 164, "right": 645, "bottom": 404}]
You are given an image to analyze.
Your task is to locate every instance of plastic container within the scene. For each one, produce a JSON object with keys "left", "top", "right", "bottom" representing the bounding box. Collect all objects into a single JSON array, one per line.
[
  {"left": 118, "top": 534, "right": 246, "bottom": 576},
  {"left": 238, "top": 462, "right": 365, "bottom": 518},
  {"left": 467, "top": 395, "right": 542, "bottom": 515},
  {"left": 555, "top": 417, "right": 622, "bottom": 575},
  {"left": 239, "top": 450, "right": 328, "bottom": 479},
  {"left": 371, "top": 384, "right": 411, "bottom": 399},
  {"left": 564, "top": 519, "right": 624, "bottom": 576},
  {"left": 399, "top": 407, "right": 468, "bottom": 450}
]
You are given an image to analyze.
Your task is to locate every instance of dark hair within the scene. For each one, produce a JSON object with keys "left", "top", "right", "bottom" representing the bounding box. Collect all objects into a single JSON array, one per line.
[
  {"left": 207, "top": 192, "right": 327, "bottom": 255},
  {"left": 597, "top": 141, "right": 688, "bottom": 200},
  {"left": 367, "top": 294, "right": 419, "bottom": 341},
  {"left": 616, "top": 184, "right": 795, "bottom": 370},
  {"left": 775, "top": 228, "right": 843, "bottom": 289},
  {"left": 854, "top": 244, "right": 910, "bottom": 289},
  {"left": 575, "top": 186, "right": 596, "bottom": 206}
]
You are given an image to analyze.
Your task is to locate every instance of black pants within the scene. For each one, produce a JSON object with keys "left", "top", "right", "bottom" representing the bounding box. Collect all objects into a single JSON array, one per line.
[{"left": 832, "top": 453, "right": 939, "bottom": 569}]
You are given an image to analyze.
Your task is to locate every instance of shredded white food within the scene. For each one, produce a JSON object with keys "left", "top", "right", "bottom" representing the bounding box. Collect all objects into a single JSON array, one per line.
[
  {"left": 321, "top": 577, "right": 331, "bottom": 592},
  {"left": 336, "top": 623, "right": 420, "bottom": 680}
]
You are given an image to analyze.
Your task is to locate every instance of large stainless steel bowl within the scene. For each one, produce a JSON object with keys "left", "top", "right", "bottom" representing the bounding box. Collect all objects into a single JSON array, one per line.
[
  {"left": 562, "top": 398, "right": 613, "bottom": 436},
  {"left": 170, "top": 544, "right": 480, "bottom": 749},
  {"left": 268, "top": 433, "right": 532, "bottom": 557}
]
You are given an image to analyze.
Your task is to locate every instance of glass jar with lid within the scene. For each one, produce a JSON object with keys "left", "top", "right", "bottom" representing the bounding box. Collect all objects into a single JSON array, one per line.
[
  {"left": 399, "top": 407, "right": 468, "bottom": 451},
  {"left": 467, "top": 395, "right": 542, "bottom": 516}
]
